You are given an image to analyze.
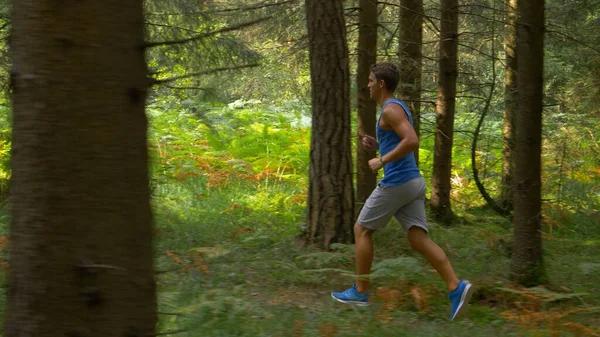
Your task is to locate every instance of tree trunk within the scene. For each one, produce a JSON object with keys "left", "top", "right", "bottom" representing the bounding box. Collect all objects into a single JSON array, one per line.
[
  {"left": 356, "top": 0, "right": 378, "bottom": 208},
  {"left": 430, "top": 0, "right": 458, "bottom": 224},
  {"left": 305, "top": 0, "right": 354, "bottom": 249},
  {"left": 398, "top": 0, "right": 423, "bottom": 166},
  {"left": 6, "top": 1, "right": 156, "bottom": 336},
  {"left": 500, "top": 0, "right": 518, "bottom": 211},
  {"left": 510, "top": 0, "right": 546, "bottom": 286}
]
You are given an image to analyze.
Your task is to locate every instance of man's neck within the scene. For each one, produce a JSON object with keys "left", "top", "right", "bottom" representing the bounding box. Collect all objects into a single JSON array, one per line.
[{"left": 378, "top": 92, "right": 395, "bottom": 107}]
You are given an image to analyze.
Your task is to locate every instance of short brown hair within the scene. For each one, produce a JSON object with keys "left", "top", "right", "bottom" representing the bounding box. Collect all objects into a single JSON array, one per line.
[{"left": 370, "top": 63, "right": 399, "bottom": 92}]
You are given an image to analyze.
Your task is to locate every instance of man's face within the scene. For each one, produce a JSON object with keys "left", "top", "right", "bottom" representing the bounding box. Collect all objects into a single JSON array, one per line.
[{"left": 368, "top": 72, "right": 382, "bottom": 100}]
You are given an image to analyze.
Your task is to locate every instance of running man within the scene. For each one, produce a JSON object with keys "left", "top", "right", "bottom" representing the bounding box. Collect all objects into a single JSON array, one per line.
[{"left": 331, "top": 62, "right": 473, "bottom": 320}]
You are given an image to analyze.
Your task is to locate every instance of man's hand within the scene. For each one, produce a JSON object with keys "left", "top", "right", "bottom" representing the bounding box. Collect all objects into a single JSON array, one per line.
[
  {"left": 368, "top": 157, "right": 384, "bottom": 172},
  {"left": 362, "top": 135, "right": 378, "bottom": 151}
]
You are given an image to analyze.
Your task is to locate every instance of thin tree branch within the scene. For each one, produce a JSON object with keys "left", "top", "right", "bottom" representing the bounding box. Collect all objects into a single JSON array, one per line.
[
  {"left": 155, "top": 268, "right": 181, "bottom": 275},
  {"left": 143, "top": 329, "right": 188, "bottom": 337},
  {"left": 470, "top": 8, "right": 510, "bottom": 218},
  {"left": 145, "top": 17, "right": 270, "bottom": 48},
  {"left": 377, "top": 23, "right": 397, "bottom": 42},
  {"left": 458, "top": 42, "right": 504, "bottom": 61},
  {"left": 206, "top": 0, "right": 296, "bottom": 14},
  {"left": 402, "top": 99, "right": 437, "bottom": 106},
  {"left": 457, "top": 95, "right": 488, "bottom": 101},
  {"left": 157, "top": 312, "right": 185, "bottom": 317},
  {"left": 546, "top": 29, "right": 600, "bottom": 54},
  {"left": 77, "top": 264, "right": 128, "bottom": 271},
  {"left": 457, "top": 3, "right": 509, "bottom": 14},
  {"left": 164, "top": 85, "right": 213, "bottom": 91},
  {"left": 423, "top": 17, "right": 441, "bottom": 34},
  {"left": 384, "top": 23, "right": 401, "bottom": 52},
  {"left": 151, "top": 64, "right": 260, "bottom": 85},
  {"left": 456, "top": 83, "right": 493, "bottom": 93},
  {"left": 146, "top": 0, "right": 296, "bottom": 16},
  {"left": 145, "top": 22, "right": 197, "bottom": 34},
  {"left": 457, "top": 11, "right": 508, "bottom": 25}
]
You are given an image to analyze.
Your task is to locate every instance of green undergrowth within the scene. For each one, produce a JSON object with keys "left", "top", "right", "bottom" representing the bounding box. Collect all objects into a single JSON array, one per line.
[
  {"left": 149, "top": 105, "right": 599, "bottom": 336},
  {"left": 152, "top": 183, "right": 600, "bottom": 336}
]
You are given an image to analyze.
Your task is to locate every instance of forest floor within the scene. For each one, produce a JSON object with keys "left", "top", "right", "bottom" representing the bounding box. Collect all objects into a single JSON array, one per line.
[
  {"left": 0, "top": 181, "right": 597, "bottom": 336},
  {"left": 150, "top": 181, "right": 600, "bottom": 337}
]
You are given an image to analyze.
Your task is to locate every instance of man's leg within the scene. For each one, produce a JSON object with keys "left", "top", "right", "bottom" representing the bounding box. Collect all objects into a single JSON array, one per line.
[
  {"left": 392, "top": 178, "right": 473, "bottom": 319},
  {"left": 354, "top": 222, "right": 375, "bottom": 294},
  {"left": 331, "top": 184, "right": 394, "bottom": 305},
  {"left": 408, "top": 226, "right": 473, "bottom": 320},
  {"left": 407, "top": 226, "right": 459, "bottom": 291}
]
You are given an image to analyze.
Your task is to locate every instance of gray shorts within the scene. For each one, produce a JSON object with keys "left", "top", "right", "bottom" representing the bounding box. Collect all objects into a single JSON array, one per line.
[{"left": 357, "top": 177, "right": 428, "bottom": 235}]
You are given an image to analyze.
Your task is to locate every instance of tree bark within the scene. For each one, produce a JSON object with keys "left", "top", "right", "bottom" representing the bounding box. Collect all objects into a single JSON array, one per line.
[
  {"left": 305, "top": 0, "right": 354, "bottom": 249},
  {"left": 356, "top": 0, "right": 378, "bottom": 208},
  {"left": 398, "top": 0, "right": 423, "bottom": 166},
  {"left": 500, "top": 0, "right": 518, "bottom": 211},
  {"left": 6, "top": 1, "right": 156, "bottom": 336},
  {"left": 430, "top": 0, "right": 458, "bottom": 225},
  {"left": 510, "top": 0, "right": 546, "bottom": 286}
]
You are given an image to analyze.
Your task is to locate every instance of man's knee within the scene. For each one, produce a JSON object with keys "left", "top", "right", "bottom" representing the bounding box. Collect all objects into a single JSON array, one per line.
[
  {"left": 407, "top": 226, "right": 428, "bottom": 250},
  {"left": 354, "top": 222, "right": 374, "bottom": 237}
]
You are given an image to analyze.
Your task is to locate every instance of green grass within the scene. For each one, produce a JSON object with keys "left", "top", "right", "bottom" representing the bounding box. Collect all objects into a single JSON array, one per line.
[{"left": 150, "top": 174, "right": 600, "bottom": 337}]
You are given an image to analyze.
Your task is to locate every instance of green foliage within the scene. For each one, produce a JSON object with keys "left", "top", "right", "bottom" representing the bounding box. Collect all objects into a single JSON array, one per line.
[
  {"left": 0, "top": 104, "right": 9, "bottom": 202},
  {"left": 295, "top": 252, "right": 352, "bottom": 269},
  {"left": 144, "top": 102, "right": 600, "bottom": 336},
  {"left": 370, "top": 256, "right": 425, "bottom": 282},
  {"left": 415, "top": 104, "right": 600, "bottom": 217},
  {"left": 148, "top": 102, "right": 310, "bottom": 197}
]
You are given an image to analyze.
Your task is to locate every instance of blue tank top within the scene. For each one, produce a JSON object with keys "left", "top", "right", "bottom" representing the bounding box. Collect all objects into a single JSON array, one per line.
[{"left": 376, "top": 98, "right": 422, "bottom": 186}]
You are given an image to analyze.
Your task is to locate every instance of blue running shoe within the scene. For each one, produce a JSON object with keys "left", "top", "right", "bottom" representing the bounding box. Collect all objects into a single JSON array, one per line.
[
  {"left": 331, "top": 284, "right": 369, "bottom": 306},
  {"left": 449, "top": 280, "right": 474, "bottom": 320}
]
